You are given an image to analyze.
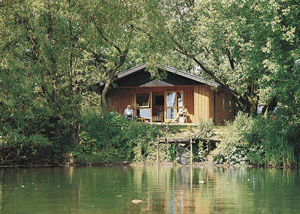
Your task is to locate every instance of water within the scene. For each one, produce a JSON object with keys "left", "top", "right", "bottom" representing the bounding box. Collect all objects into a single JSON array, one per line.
[{"left": 0, "top": 166, "right": 300, "bottom": 214}]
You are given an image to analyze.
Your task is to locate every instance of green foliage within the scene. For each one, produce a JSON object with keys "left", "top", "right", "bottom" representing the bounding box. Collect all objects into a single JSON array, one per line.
[
  {"left": 196, "top": 118, "right": 215, "bottom": 139},
  {"left": 73, "top": 110, "right": 167, "bottom": 164},
  {"left": 1, "top": 0, "right": 299, "bottom": 167},
  {"left": 194, "top": 119, "right": 215, "bottom": 162},
  {"left": 244, "top": 115, "right": 300, "bottom": 167},
  {"left": 214, "top": 112, "right": 300, "bottom": 167},
  {"left": 0, "top": 84, "right": 73, "bottom": 165},
  {"left": 0, "top": 130, "right": 69, "bottom": 165},
  {"left": 0, "top": 0, "right": 151, "bottom": 166},
  {"left": 142, "top": 0, "right": 300, "bottom": 115}
]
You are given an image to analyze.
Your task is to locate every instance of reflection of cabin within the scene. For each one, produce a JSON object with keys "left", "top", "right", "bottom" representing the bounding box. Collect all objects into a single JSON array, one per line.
[{"left": 94, "top": 64, "right": 234, "bottom": 125}]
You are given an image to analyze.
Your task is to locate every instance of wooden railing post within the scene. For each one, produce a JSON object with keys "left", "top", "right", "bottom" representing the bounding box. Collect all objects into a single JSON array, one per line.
[
  {"left": 190, "top": 136, "right": 193, "bottom": 165},
  {"left": 157, "top": 135, "right": 159, "bottom": 163}
]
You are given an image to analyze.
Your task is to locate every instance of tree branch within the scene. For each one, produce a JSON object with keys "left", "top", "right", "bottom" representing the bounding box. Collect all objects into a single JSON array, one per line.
[{"left": 96, "top": 26, "right": 122, "bottom": 54}]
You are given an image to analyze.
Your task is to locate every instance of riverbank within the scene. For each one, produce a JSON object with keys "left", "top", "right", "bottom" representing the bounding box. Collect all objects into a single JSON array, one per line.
[
  {"left": 0, "top": 124, "right": 225, "bottom": 168},
  {"left": 2, "top": 114, "right": 299, "bottom": 168}
]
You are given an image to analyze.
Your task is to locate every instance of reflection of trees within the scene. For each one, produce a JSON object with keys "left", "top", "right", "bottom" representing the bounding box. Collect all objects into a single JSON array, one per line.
[
  {"left": 167, "top": 167, "right": 214, "bottom": 213},
  {"left": 0, "top": 166, "right": 299, "bottom": 213},
  {"left": 244, "top": 168, "right": 299, "bottom": 213},
  {"left": 0, "top": 169, "right": 2, "bottom": 212}
]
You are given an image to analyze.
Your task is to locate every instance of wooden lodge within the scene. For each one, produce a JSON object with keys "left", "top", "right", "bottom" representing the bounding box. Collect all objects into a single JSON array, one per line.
[{"left": 94, "top": 64, "right": 235, "bottom": 125}]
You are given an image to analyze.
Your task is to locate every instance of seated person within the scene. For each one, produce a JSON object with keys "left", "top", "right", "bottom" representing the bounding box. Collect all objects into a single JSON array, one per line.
[
  {"left": 175, "top": 105, "right": 188, "bottom": 122},
  {"left": 124, "top": 105, "right": 133, "bottom": 121}
]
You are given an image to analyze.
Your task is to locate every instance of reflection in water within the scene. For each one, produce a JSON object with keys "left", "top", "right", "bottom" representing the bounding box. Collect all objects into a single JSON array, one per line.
[{"left": 0, "top": 166, "right": 300, "bottom": 213}]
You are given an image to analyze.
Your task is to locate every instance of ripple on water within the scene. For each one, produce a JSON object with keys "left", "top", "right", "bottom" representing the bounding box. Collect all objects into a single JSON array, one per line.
[{"left": 1, "top": 166, "right": 300, "bottom": 213}]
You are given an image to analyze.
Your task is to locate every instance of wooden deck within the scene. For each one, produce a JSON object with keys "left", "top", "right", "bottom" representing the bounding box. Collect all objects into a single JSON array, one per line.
[{"left": 156, "top": 135, "right": 220, "bottom": 165}]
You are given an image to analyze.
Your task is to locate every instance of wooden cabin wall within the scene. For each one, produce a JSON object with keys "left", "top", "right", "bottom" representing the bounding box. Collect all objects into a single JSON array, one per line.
[
  {"left": 107, "top": 88, "right": 135, "bottom": 113},
  {"left": 105, "top": 85, "right": 234, "bottom": 125},
  {"left": 193, "top": 85, "right": 214, "bottom": 124},
  {"left": 106, "top": 86, "right": 194, "bottom": 119},
  {"left": 214, "top": 91, "right": 235, "bottom": 125}
]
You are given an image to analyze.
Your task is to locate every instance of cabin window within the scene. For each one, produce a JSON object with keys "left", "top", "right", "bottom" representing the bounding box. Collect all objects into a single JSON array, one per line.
[
  {"left": 165, "top": 91, "right": 184, "bottom": 120},
  {"left": 135, "top": 93, "right": 151, "bottom": 119},
  {"left": 229, "top": 100, "right": 232, "bottom": 112},
  {"left": 166, "top": 92, "right": 176, "bottom": 107},
  {"left": 223, "top": 95, "right": 225, "bottom": 111},
  {"left": 177, "top": 92, "right": 183, "bottom": 107},
  {"left": 136, "top": 93, "right": 150, "bottom": 108}
]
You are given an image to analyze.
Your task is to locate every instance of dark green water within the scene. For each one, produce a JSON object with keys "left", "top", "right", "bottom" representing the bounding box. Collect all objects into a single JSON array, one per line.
[{"left": 0, "top": 166, "right": 300, "bottom": 214}]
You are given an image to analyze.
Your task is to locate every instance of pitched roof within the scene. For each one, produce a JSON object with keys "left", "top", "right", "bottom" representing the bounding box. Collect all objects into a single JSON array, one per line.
[{"left": 96, "top": 63, "right": 219, "bottom": 88}]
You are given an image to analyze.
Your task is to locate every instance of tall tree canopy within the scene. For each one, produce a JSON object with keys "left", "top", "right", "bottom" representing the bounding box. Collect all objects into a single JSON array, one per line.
[
  {"left": 1, "top": 0, "right": 89, "bottom": 148},
  {"left": 0, "top": 0, "right": 150, "bottom": 150},
  {"left": 1, "top": 0, "right": 299, "bottom": 157},
  {"left": 143, "top": 0, "right": 300, "bottom": 115}
]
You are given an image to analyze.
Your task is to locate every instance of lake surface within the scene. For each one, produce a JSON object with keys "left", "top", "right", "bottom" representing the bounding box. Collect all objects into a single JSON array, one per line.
[{"left": 0, "top": 165, "right": 300, "bottom": 214}]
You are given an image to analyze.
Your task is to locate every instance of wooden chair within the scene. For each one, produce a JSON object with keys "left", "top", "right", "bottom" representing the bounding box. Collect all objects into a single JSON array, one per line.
[
  {"left": 135, "top": 117, "right": 145, "bottom": 123},
  {"left": 153, "top": 112, "right": 163, "bottom": 122},
  {"left": 179, "top": 115, "right": 188, "bottom": 123},
  {"left": 177, "top": 109, "right": 189, "bottom": 123}
]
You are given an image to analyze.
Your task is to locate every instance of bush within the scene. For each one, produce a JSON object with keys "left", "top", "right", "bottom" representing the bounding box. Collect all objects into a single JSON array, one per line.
[
  {"left": 0, "top": 131, "right": 66, "bottom": 165},
  {"left": 213, "top": 112, "right": 300, "bottom": 167},
  {"left": 244, "top": 115, "right": 300, "bottom": 167},
  {"left": 213, "top": 112, "right": 252, "bottom": 166},
  {"left": 195, "top": 118, "right": 215, "bottom": 162},
  {"left": 196, "top": 118, "right": 215, "bottom": 138},
  {"left": 0, "top": 93, "right": 74, "bottom": 166},
  {"left": 73, "top": 110, "right": 167, "bottom": 164}
]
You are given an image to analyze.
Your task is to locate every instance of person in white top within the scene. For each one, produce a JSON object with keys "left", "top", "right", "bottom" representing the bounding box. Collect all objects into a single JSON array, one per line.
[
  {"left": 124, "top": 105, "right": 133, "bottom": 121},
  {"left": 175, "top": 105, "right": 188, "bottom": 122}
]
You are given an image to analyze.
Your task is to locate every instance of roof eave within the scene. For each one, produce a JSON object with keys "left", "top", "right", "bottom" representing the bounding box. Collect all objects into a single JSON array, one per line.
[{"left": 96, "top": 63, "right": 219, "bottom": 88}]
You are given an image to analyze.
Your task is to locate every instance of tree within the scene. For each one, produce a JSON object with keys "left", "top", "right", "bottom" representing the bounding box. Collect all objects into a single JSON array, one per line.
[
  {"left": 82, "top": 0, "right": 151, "bottom": 110},
  {"left": 0, "top": 0, "right": 158, "bottom": 153},
  {"left": 144, "top": 0, "right": 300, "bottom": 116},
  {"left": 0, "top": 0, "right": 89, "bottom": 149}
]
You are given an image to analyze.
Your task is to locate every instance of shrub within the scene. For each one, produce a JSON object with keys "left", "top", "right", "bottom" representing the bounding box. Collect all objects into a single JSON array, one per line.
[
  {"left": 213, "top": 112, "right": 300, "bottom": 167},
  {"left": 195, "top": 118, "right": 215, "bottom": 162},
  {"left": 244, "top": 115, "right": 300, "bottom": 167},
  {"left": 73, "top": 110, "right": 166, "bottom": 164},
  {"left": 196, "top": 118, "right": 215, "bottom": 138},
  {"left": 0, "top": 131, "right": 64, "bottom": 165},
  {"left": 213, "top": 112, "right": 252, "bottom": 166}
]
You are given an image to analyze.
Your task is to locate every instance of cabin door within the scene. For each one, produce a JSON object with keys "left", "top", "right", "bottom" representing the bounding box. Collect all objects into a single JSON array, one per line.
[{"left": 164, "top": 91, "right": 183, "bottom": 122}]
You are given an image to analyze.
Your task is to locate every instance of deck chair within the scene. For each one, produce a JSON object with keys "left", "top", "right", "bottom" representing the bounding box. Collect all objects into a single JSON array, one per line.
[
  {"left": 153, "top": 112, "right": 163, "bottom": 122},
  {"left": 177, "top": 109, "right": 189, "bottom": 123}
]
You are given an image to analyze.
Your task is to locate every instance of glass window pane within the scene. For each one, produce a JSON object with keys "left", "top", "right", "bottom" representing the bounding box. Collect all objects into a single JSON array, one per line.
[
  {"left": 166, "top": 92, "right": 176, "bottom": 107},
  {"left": 136, "top": 93, "right": 149, "bottom": 107},
  {"left": 177, "top": 92, "right": 183, "bottom": 107},
  {"left": 139, "top": 109, "right": 151, "bottom": 119},
  {"left": 166, "top": 108, "right": 175, "bottom": 119}
]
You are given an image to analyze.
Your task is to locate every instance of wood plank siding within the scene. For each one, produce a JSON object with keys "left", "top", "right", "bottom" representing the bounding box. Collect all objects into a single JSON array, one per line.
[
  {"left": 192, "top": 85, "right": 213, "bottom": 124},
  {"left": 94, "top": 64, "right": 235, "bottom": 125},
  {"left": 105, "top": 85, "right": 234, "bottom": 125},
  {"left": 214, "top": 91, "right": 235, "bottom": 125}
]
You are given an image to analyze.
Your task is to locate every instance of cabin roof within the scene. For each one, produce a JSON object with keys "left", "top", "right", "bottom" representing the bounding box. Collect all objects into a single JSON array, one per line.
[{"left": 95, "top": 63, "right": 219, "bottom": 89}]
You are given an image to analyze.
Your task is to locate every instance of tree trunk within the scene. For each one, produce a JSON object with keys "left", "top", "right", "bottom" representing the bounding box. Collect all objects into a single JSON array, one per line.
[
  {"left": 101, "top": 55, "right": 127, "bottom": 111},
  {"left": 192, "top": 57, "right": 259, "bottom": 116},
  {"left": 262, "top": 97, "right": 277, "bottom": 116},
  {"left": 96, "top": 24, "right": 132, "bottom": 111}
]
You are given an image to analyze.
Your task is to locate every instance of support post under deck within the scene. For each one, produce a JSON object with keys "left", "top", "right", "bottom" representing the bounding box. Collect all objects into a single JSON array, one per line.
[
  {"left": 190, "top": 137, "right": 193, "bottom": 165},
  {"left": 157, "top": 135, "right": 159, "bottom": 163}
]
